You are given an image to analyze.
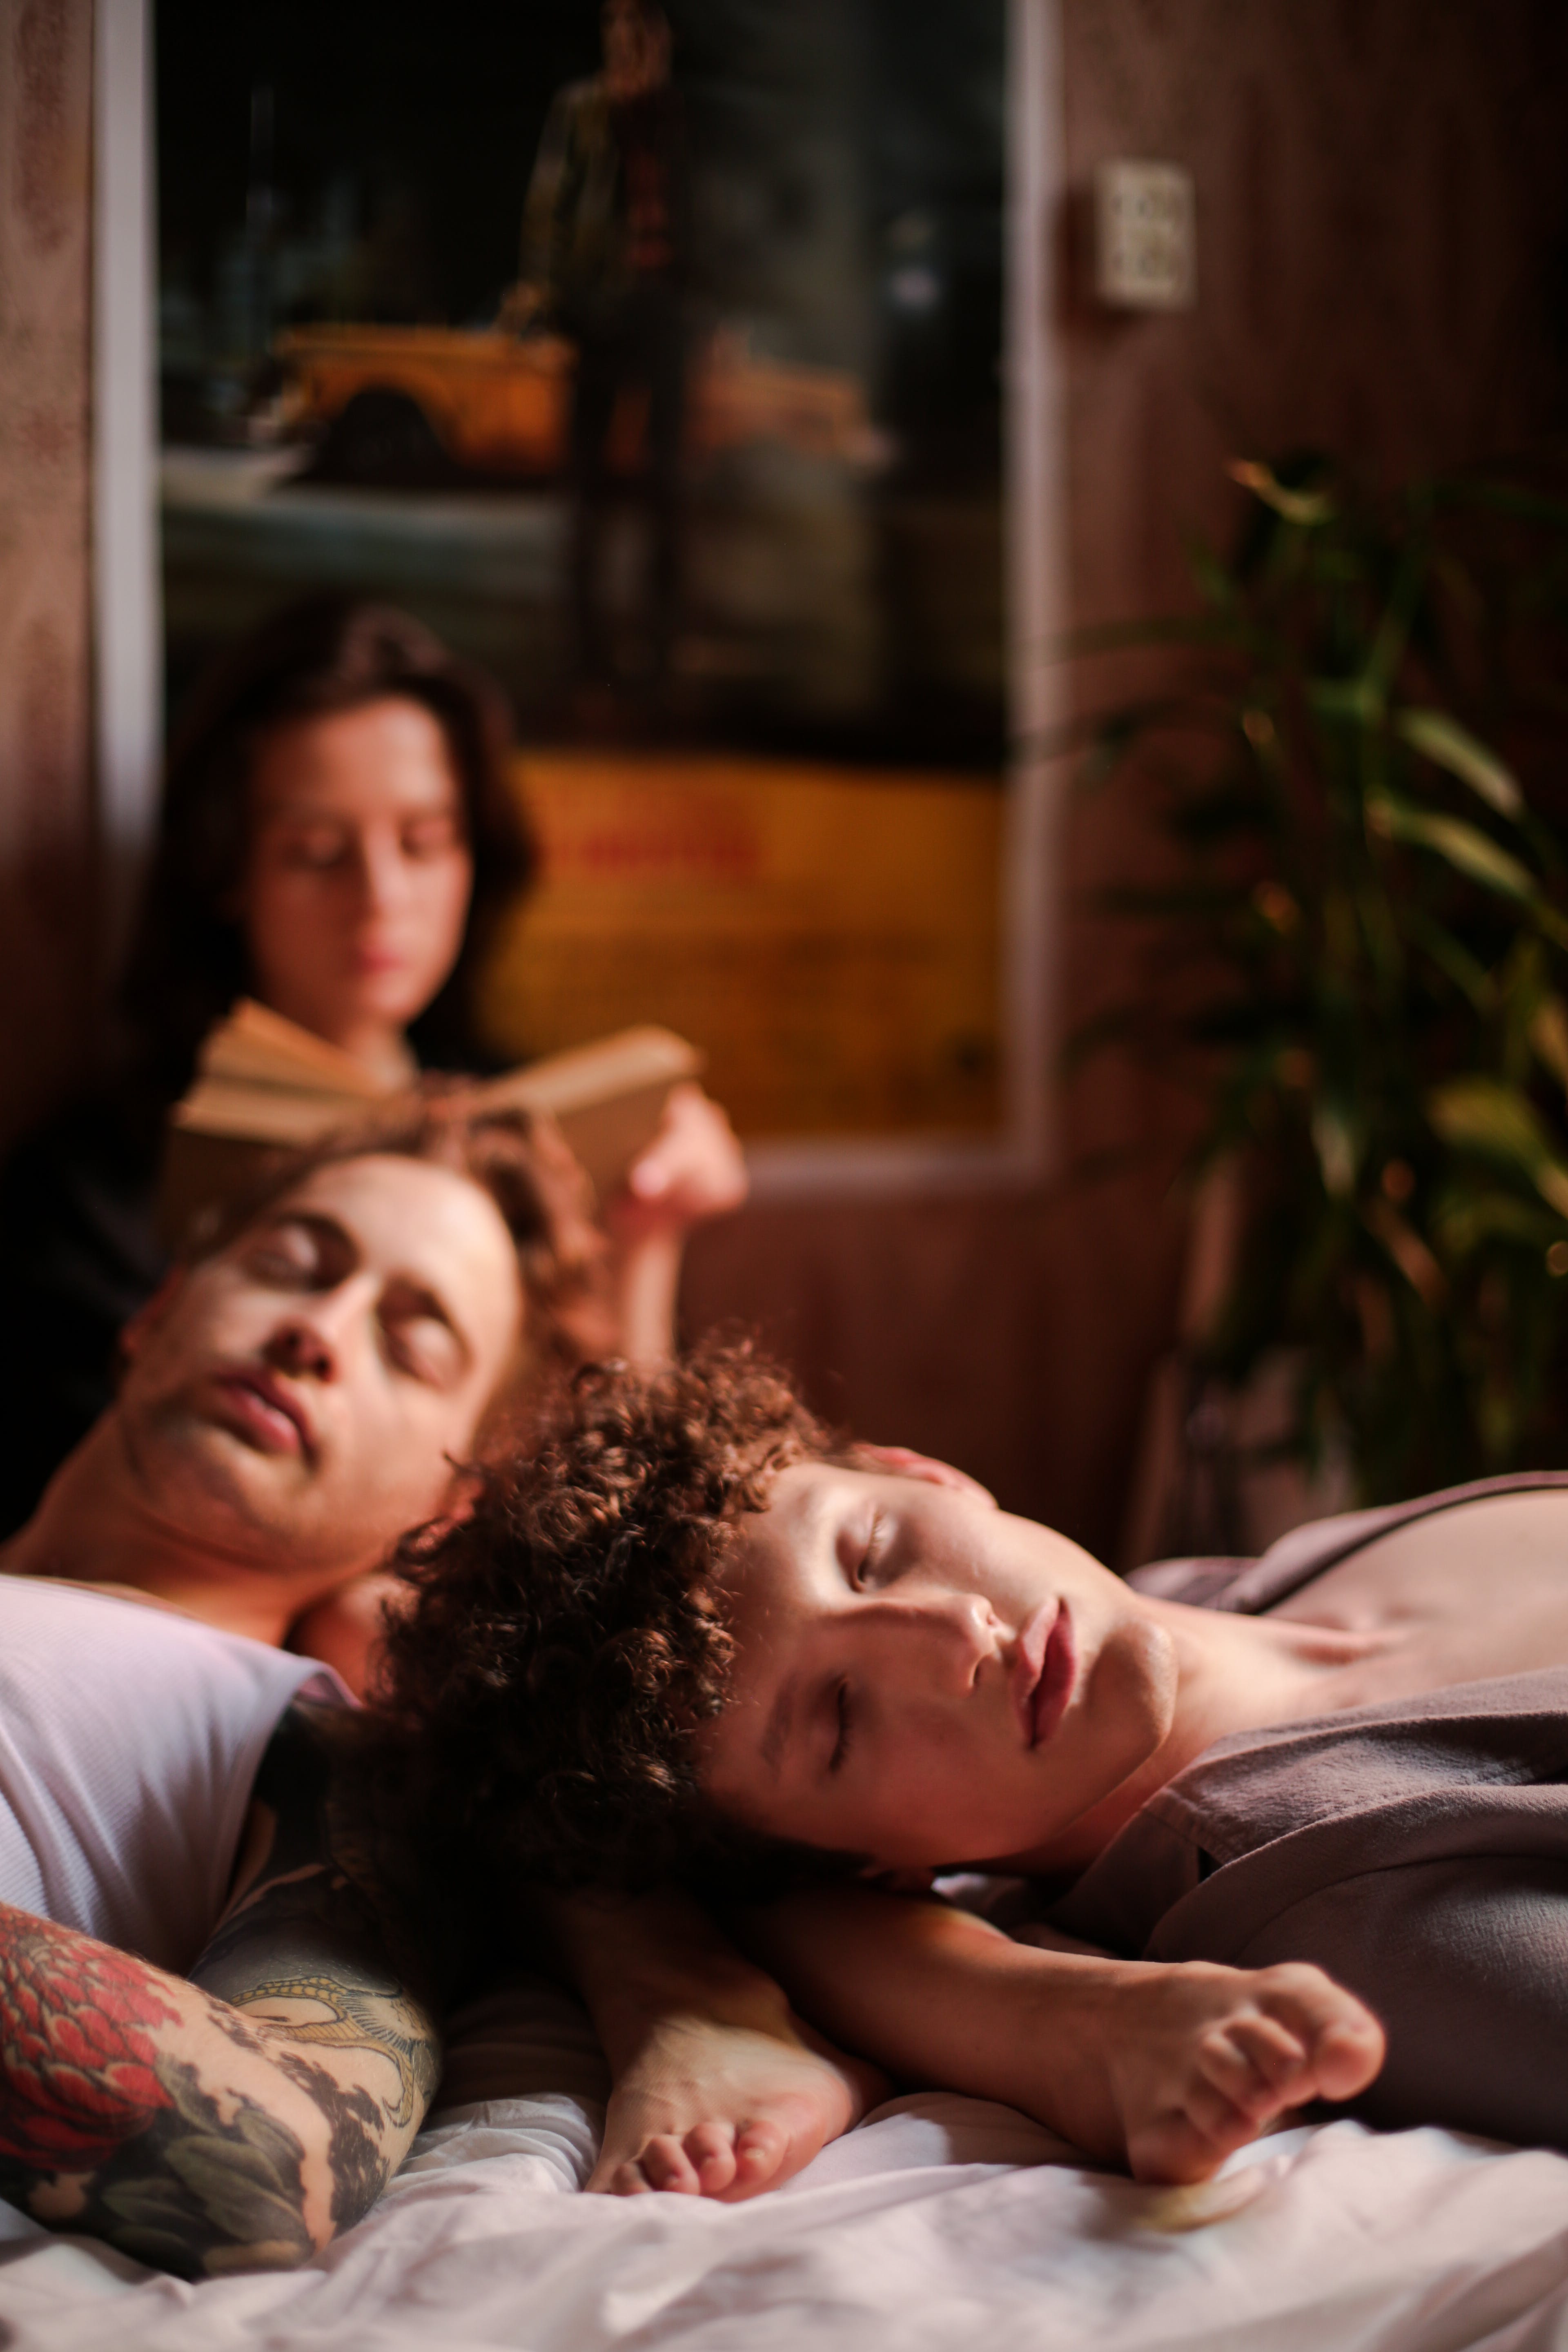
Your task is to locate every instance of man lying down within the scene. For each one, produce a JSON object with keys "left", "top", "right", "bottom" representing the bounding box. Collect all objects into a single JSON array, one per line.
[
  {"left": 0, "top": 1117, "right": 1379, "bottom": 2278},
  {"left": 389, "top": 1339, "right": 1568, "bottom": 2159}
]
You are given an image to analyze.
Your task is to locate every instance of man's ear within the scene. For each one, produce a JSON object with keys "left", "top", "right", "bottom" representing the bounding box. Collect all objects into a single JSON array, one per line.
[
  {"left": 118, "top": 1269, "right": 188, "bottom": 1366},
  {"left": 853, "top": 1443, "right": 998, "bottom": 1509}
]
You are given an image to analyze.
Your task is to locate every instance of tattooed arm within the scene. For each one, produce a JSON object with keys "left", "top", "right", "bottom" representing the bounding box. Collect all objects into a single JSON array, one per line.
[{"left": 0, "top": 1704, "right": 440, "bottom": 2278}]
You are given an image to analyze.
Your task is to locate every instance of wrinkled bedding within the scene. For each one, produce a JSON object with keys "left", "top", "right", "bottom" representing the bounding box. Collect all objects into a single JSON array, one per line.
[{"left": 4, "top": 1976, "right": 1568, "bottom": 2352}]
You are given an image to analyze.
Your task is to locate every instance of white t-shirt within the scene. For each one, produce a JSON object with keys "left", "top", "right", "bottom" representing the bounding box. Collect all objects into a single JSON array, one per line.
[{"left": 0, "top": 1579, "right": 345, "bottom": 1973}]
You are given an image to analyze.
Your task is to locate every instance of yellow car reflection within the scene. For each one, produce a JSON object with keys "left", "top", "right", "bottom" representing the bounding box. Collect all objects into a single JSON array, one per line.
[{"left": 275, "top": 324, "right": 880, "bottom": 483}]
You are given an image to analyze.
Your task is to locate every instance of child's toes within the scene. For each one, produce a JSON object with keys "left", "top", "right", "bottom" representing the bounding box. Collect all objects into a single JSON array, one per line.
[
  {"left": 639, "top": 2134, "right": 702, "bottom": 2194},
  {"left": 1311, "top": 2009, "right": 1386, "bottom": 2100},
  {"left": 1227, "top": 2013, "right": 1314, "bottom": 2098},
  {"left": 684, "top": 2122, "right": 739, "bottom": 2196},
  {"left": 726, "top": 2118, "right": 792, "bottom": 2197},
  {"left": 1258, "top": 1967, "right": 1386, "bottom": 2100},
  {"left": 1196, "top": 2025, "right": 1295, "bottom": 2120}
]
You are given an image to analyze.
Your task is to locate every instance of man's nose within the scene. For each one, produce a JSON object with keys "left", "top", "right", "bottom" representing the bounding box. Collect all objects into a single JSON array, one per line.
[
  {"left": 261, "top": 1317, "right": 339, "bottom": 1383},
  {"left": 262, "top": 1272, "right": 378, "bottom": 1380}
]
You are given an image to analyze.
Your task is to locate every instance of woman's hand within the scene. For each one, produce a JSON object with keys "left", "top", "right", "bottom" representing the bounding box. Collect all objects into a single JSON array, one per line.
[
  {"left": 603, "top": 1085, "right": 748, "bottom": 1364},
  {"left": 609, "top": 1083, "right": 748, "bottom": 1245}
]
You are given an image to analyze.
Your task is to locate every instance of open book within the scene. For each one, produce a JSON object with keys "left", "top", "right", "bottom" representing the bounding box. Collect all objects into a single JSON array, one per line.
[{"left": 159, "top": 998, "right": 704, "bottom": 1246}]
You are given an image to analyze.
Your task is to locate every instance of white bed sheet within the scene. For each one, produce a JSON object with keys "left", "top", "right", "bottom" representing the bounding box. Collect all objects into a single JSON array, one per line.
[{"left": 3, "top": 1978, "right": 1568, "bottom": 2352}]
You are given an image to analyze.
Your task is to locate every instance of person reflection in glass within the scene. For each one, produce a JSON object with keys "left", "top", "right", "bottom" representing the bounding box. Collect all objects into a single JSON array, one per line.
[{"left": 515, "top": 0, "right": 689, "bottom": 706}]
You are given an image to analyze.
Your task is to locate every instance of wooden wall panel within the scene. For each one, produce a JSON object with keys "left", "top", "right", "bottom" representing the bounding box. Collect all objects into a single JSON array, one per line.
[
  {"left": 0, "top": 0, "right": 95, "bottom": 1148},
  {"left": 682, "top": 0, "right": 1568, "bottom": 1559},
  {"left": 5, "top": 0, "right": 1564, "bottom": 1556}
]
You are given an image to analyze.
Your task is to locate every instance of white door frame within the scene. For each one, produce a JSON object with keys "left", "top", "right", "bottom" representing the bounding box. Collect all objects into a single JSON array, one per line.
[{"left": 93, "top": 0, "right": 163, "bottom": 956}]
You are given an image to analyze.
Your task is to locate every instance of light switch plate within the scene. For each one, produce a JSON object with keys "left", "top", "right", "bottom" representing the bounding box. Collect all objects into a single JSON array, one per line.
[{"left": 1093, "top": 161, "right": 1196, "bottom": 311}]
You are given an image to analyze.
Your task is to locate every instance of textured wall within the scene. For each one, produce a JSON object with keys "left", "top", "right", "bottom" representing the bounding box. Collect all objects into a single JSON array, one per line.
[
  {"left": 0, "top": 0, "right": 95, "bottom": 1146},
  {"left": 1060, "top": 0, "right": 1568, "bottom": 633},
  {"left": 683, "top": 0, "right": 1568, "bottom": 1558},
  {"left": 4, "top": 0, "right": 1565, "bottom": 1553}
]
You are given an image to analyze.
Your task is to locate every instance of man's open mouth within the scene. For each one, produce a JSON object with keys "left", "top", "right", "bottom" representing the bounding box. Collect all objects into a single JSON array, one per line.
[{"left": 208, "top": 1369, "right": 317, "bottom": 1463}]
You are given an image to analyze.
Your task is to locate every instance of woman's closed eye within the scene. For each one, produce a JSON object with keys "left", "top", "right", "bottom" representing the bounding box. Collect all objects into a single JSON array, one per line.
[
  {"left": 400, "top": 813, "right": 463, "bottom": 860},
  {"left": 276, "top": 823, "right": 351, "bottom": 872}
]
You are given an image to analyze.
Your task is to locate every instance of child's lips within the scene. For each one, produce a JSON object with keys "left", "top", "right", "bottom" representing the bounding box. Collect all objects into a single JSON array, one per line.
[
  {"left": 1032, "top": 1606, "right": 1076, "bottom": 1747},
  {"left": 1013, "top": 1601, "right": 1055, "bottom": 1744},
  {"left": 1014, "top": 1600, "right": 1075, "bottom": 1748}
]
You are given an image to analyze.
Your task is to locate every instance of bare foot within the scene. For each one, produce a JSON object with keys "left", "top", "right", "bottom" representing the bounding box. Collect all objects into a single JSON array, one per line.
[
  {"left": 588, "top": 2009, "right": 886, "bottom": 2201},
  {"left": 1058, "top": 1958, "right": 1385, "bottom": 2183}
]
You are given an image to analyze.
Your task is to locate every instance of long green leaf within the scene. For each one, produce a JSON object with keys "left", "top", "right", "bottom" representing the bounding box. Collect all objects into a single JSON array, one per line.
[
  {"left": 1363, "top": 1198, "right": 1447, "bottom": 1304},
  {"left": 1394, "top": 708, "right": 1523, "bottom": 818},
  {"left": 1428, "top": 1078, "right": 1568, "bottom": 1217},
  {"left": 1432, "top": 1188, "right": 1561, "bottom": 1257},
  {"left": 1228, "top": 459, "right": 1334, "bottom": 526},
  {"left": 1532, "top": 996, "right": 1568, "bottom": 1093},
  {"left": 1367, "top": 795, "right": 1537, "bottom": 900},
  {"left": 1311, "top": 1101, "right": 1358, "bottom": 1198}
]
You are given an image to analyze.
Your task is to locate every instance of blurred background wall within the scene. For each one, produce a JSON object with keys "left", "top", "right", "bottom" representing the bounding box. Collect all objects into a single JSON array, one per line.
[
  {"left": 3, "top": 0, "right": 1567, "bottom": 1555},
  {"left": 682, "top": 0, "right": 1568, "bottom": 1555},
  {"left": 0, "top": 0, "right": 95, "bottom": 1145}
]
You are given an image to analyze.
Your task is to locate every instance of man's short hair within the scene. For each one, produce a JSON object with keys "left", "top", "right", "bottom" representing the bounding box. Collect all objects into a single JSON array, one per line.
[
  {"left": 375, "top": 1337, "right": 838, "bottom": 1893},
  {"left": 187, "top": 1087, "right": 615, "bottom": 1422}
]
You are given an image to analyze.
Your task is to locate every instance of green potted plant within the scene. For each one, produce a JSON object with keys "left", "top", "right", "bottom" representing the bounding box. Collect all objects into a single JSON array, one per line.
[{"left": 1085, "top": 457, "right": 1568, "bottom": 1508}]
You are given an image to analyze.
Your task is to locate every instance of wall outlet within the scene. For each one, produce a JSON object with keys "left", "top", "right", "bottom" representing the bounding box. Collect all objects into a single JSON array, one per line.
[{"left": 1093, "top": 161, "right": 1196, "bottom": 311}]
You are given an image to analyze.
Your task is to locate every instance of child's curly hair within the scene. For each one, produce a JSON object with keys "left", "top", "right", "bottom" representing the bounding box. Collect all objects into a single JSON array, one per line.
[{"left": 374, "top": 1336, "right": 841, "bottom": 1896}]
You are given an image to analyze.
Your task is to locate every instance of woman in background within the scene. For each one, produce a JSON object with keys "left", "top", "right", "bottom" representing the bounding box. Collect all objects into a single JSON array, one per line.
[{"left": 0, "top": 594, "right": 744, "bottom": 1534}]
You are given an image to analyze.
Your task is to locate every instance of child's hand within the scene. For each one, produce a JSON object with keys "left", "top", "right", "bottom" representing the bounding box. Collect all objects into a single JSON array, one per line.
[
  {"left": 1062, "top": 1956, "right": 1385, "bottom": 2183},
  {"left": 587, "top": 2008, "right": 885, "bottom": 2201}
]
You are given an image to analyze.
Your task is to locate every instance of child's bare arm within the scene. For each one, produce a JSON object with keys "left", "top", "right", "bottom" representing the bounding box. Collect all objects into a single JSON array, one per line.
[{"left": 735, "top": 1884, "right": 1385, "bottom": 2183}]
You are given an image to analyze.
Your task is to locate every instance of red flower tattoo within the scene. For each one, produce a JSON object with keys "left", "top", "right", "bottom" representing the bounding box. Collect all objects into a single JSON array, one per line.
[{"left": 0, "top": 1926, "right": 181, "bottom": 2172}]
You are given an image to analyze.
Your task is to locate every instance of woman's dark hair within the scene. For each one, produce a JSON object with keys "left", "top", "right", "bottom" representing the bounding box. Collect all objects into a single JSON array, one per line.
[{"left": 118, "top": 595, "right": 534, "bottom": 1098}]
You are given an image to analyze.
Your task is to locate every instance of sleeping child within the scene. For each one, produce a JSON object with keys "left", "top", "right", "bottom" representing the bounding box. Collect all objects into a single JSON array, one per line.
[{"left": 378, "top": 1337, "right": 1568, "bottom": 2160}]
